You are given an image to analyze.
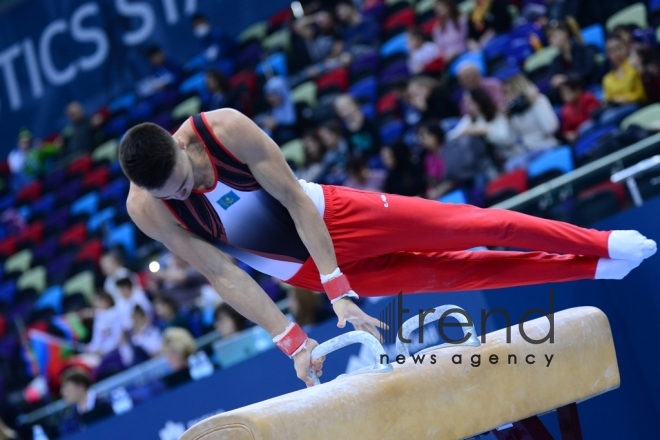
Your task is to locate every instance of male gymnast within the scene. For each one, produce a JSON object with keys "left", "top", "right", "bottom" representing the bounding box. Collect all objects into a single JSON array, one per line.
[{"left": 120, "top": 109, "right": 656, "bottom": 386}]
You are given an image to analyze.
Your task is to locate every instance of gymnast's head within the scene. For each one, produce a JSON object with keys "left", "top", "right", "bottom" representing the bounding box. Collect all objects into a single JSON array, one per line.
[{"left": 119, "top": 122, "right": 196, "bottom": 200}]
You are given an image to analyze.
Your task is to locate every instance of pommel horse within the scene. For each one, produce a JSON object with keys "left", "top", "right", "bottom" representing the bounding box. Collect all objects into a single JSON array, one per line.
[{"left": 181, "top": 306, "right": 619, "bottom": 439}]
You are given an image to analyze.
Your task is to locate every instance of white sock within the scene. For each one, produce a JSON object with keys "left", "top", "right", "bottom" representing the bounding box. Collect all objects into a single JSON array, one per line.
[
  {"left": 595, "top": 258, "right": 642, "bottom": 280},
  {"left": 608, "top": 230, "right": 657, "bottom": 260}
]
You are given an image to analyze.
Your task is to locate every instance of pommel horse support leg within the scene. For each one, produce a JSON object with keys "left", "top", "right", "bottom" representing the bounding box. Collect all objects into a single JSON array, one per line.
[{"left": 181, "top": 307, "right": 620, "bottom": 440}]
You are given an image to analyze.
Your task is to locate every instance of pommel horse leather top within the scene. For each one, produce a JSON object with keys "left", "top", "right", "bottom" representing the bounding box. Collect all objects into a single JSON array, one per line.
[{"left": 181, "top": 307, "right": 620, "bottom": 440}]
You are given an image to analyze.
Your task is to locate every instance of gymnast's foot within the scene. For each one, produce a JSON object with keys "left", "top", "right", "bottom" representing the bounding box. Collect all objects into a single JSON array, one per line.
[
  {"left": 595, "top": 258, "right": 643, "bottom": 280},
  {"left": 608, "top": 230, "right": 657, "bottom": 261}
]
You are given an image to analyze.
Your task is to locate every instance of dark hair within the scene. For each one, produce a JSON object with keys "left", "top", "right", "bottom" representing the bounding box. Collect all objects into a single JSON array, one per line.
[
  {"left": 146, "top": 45, "right": 163, "bottom": 58},
  {"left": 115, "top": 277, "right": 133, "bottom": 289},
  {"left": 61, "top": 368, "right": 92, "bottom": 389},
  {"left": 468, "top": 88, "right": 498, "bottom": 122},
  {"left": 119, "top": 122, "right": 178, "bottom": 190},
  {"left": 406, "top": 27, "right": 425, "bottom": 41},
  {"left": 436, "top": 0, "right": 461, "bottom": 31},
  {"left": 346, "top": 157, "right": 367, "bottom": 175},
  {"left": 95, "top": 290, "right": 115, "bottom": 307},
  {"left": 545, "top": 18, "right": 583, "bottom": 45},
  {"left": 560, "top": 75, "right": 584, "bottom": 92},
  {"left": 191, "top": 13, "right": 208, "bottom": 24},
  {"left": 319, "top": 119, "right": 343, "bottom": 136},
  {"left": 205, "top": 70, "right": 230, "bottom": 93},
  {"left": 155, "top": 295, "right": 178, "bottom": 313},
  {"left": 214, "top": 303, "right": 247, "bottom": 331},
  {"left": 419, "top": 119, "right": 445, "bottom": 144},
  {"left": 133, "top": 304, "right": 147, "bottom": 318}
]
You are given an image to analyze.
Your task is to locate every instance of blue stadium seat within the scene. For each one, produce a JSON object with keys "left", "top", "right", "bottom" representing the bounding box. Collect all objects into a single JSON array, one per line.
[
  {"left": 88, "top": 207, "right": 118, "bottom": 233},
  {"left": 528, "top": 146, "right": 574, "bottom": 181},
  {"left": 215, "top": 59, "right": 235, "bottom": 78},
  {"left": 361, "top": 103, "right": 376, "bottom": 120},
  {"left": 128, "top": 100, "right": 155, "bottom": 123},
  {"left": 449, "top": 51, "right": 486, "bottom": 77},
  {"left": 506, "top": 37, "right": 534, "bottom": 65},
  {"left": 574, "top": 125, "right": 619, "bottom": 160},
  {"left": 0, "top": 281, "right": 16, "bottom": 305},
  {"left": 349, "top": 76, "right": 378, "bottom": 103},
  {"left": 104, "top": 115, "right": 129, "bottom": 138},
  {"left": 35, "top": 285, "right": 64, "bottom": 314},
  {"left": 581, "top": 24, "right": 605, "bottom": 52},
  {"left": 108, "top": 92, "right": 137, "bottom": 114},
  {"left": 256, "top": 52, "right": 288, "bottom": 77},
  {"left": 0, "top": 195, "right": 15, "bottom": 212},
  {"left": 379, "top": 120, "right": 405, "bottom": 145},
  {"left": 106, "top": 223, "right": 136, "bottom": 261},
  {"left": 483, "top": 33, "right": 511, "bottom": 61},
  {"left": 31, "top": 192, "right": 56, "bottom": 218},
  {"left": 438, "top": 189, "right": 468, "bottom": 204},
  {"left": 380, "top": 33, "right": 408, "bottom": 59},
  {"left": 70, "top": 192, "right": 100, "bottom": 218},
  {"left": 179, "top": 72, "right": 207, "bottom": 96},
  {"left": 100, "top": 178, "right": 129, "bottom": 205},
  {"left": 16, "top": 205, "right": 31, "bottom": 222},
  {"left": 183, "top": 53, "right": 209, "bottom": 72}
]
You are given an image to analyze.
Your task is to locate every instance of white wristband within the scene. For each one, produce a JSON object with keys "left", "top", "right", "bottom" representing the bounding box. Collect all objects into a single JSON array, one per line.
[{"left": 320, "top": 267, "right": 342, "bottom": 284}]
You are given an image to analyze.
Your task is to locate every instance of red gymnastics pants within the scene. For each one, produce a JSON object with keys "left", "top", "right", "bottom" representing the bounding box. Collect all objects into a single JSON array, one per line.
[{"left": 285, "top": 185, "right": 612, "bottom": 296}]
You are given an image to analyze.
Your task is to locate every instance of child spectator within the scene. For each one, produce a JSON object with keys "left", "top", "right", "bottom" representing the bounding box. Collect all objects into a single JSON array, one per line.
[
  {"left": 559, "top": 76, "right": 601, "bottom": 142},
  {"left": 115, "top": 277, "right": 153, "bottom": 331},
  {"left": 85, "top": 291, "right": 122, "bottom": 358},
  {"left": 213, "top": 303, "right": 248, "bottom": 338},
  {"left": 153, "top": 296, "right": 190, "bottom": 331},
  {"left": 119, "top": 305, "right": 162, "bottom": 367},
  {"left": 58, "top": 368, "right": 114, "bottom": 435},
  {"left": 432, "top": 0, "right": 469, "bottom": 62},
  {"left": 406, "top": 28, "right": 442, "bottom": 75}
]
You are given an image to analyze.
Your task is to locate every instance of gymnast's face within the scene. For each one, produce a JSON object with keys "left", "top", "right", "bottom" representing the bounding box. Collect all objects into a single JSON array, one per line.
[{"left": 149, "top": 145, "right": 196, "bottom": 201}]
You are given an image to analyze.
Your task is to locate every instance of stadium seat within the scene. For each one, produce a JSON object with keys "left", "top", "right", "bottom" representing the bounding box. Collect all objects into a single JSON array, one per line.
[
  {"left": 238, "top": 21, "right": 268, "bottom": 44},
  {"left": 0, "top": 194, "right": 15, "bottom": 212},
  {"left": 524, "top": 46, "right": 559, "bottom": 73},
  {"left": 31, "top": 237, "right": 59, "bottom": 266},
  {"left": 377, "top": 91, "right": 399, "bottom": 115},
  {"left": 59, "top": 223, "right": 88, "bottom": 248},
  {"left": 281, "top": 139, "right": 305, "bottom": 169},
  {"left": 47, "top": 253, "right": 75, "bottom": 285},
  {"left": 92, "top": 138, "right": 119, "bottom": 163},
  {"left": 379, "top": 120, "right": 405, "bottom": 145},
  {"left": 0, "top": 237, "right": 17, "bottom": 258},
  {"left": 438, "top": 189, "right": 468, "bottom": 204},
  {"left": 483, "top": 33, "right": 511, "bottom": 61},
  {"left": 66, "top": 155, "right": 93, "bottom": 178},
  {"left": 150, "top": 112, "right": 174, "bottom": 130},
  {"left": 55, "top": 179, "right": 83, "bottom": 207},
  {"left": 16, "top": 180, "right": 42, "bottom": 204},
  {"left": 16, "top": 220, "right": 44, "bottom": 246},
  {"left": 179, "top": 72, "right": 207, "bottom": 96},
  {"left": 76, "top": 238, "right": 104, "bottom": 263},
  {"left": 573, "top": 125, "right": 619, "bottom": 161},
  {"left": 620, "top": 104, "right": 660, "bottom": 130},
  {"left": 63, "top": 270, "right": 96, "bottom": 303},
  {"left": 292, "top": 81, "right": 318, "bottom": 107},
  {"left": 349, "top": 77, "right": 378, "bottom": 103},
  {"left": 106, "top": 223, "right": 137, "bottom": 262},
  {"left": 183, "top": 53, "right": 209, "bottom": 73},
  {"left": 379, "top": 60, "right": 410, "bottom": 85},
  {"left": 416, "top": 0, "right": 435, "bottom": 15},
  {"left": 4, "top": 248, "right": 32, "bottom": 274},
  {"left": 350, "top": 51, "right": 380, "bottom": 82},
  {"left": 108, "top": 92, "right": 136, "bottom": 114},
  {"left": 16, "top": 266, "right": 47, "bottom": 294},
  {"left": 606, "top": 3, "right": 647, "bottom": 31},
  {"left": 262, "top": 28, "right": 292, "bottom": 54},
  {"left": 383, "top": 7, "right": 416, "bottom": 32},
  {"left": 70, "top": 192, "right": 100, "bottom": 219},
  {"left": 172, "top": 96, "right": 202, "bottom": 122},
  {"left": 256, "top": 52, "right": 288, "bottom": 77},
  {"left": 128, "top": 100, "right": 155, "bottom": 124},
  {"left": 44, "top": 208, "right": 70, "bottom": 237},
  {"left": 16, "top": 205, "right": 31, "bottom": 222},
  {"left": 230, "top": 70, "right": 258, "bottom": 97},
  {"left": 449, "top": 51, "right": 486, "bottom": 77},
  {"left": 317, "top": 68, "right": 349, "bottom": 94},
  {"left": 505, "top": 36, "right": 534, "bottom": 66},
  {"left": 575, "top": 182, "right": 627, "bottom": 226},
  {"left": 528, "top": 146, "right": 574, "bottom": 188},
  {"left": 83, "top": 166, "right": 110, "bottom": 190},
  {"left": 88, "top": 207, "right": 118, "bottom": 233},
  {"left": 100, "top": 178, "right": 129, "bottom": 205},
  {"left": 35, "top": 285, "right": 64, "bottom": 314},
  {"left": 581, "top": 24, "right": 605, "bottom": 52},
  {"left": 458, "top": 0, "right": 476, "bottom": 15},
  {"left": 104, "top": 114, "right": 129, "bottom": 138},
  {"left": 361, "top": 103, "right": 376, "bottom": 120},
  {"left": 380, "top": 33, "right": 408, "bottom": 59},
  {"left": 0, "top": 281, "right": 16, "bottom": 306},
  {"left": 485, "top": 169, "right": 528, "bottom": 206}
]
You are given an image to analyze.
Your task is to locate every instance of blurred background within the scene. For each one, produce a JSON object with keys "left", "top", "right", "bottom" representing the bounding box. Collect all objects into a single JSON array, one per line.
[{"left": 0, "top": 0, "right": 659, "bottom": 438}]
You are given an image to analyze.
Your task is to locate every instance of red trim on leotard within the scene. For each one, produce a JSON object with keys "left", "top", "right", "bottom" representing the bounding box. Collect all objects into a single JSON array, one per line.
[
  {"left": 161, "top": 200, "right": 190, "bottom": 231},
  {"left": 188, "top": 116, "right": 219, "bottom": 194},
  {"left": 200, "top": 112, "right": 243, "bottom": 164}
]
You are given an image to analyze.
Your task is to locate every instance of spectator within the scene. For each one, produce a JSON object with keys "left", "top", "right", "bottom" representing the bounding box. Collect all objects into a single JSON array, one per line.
[
  {"left": 405, "top": 76, "right": 459, "bottom": 123},
  {"left": 599, "top": 35, "right": 646, "bottom": 125},
  {"left": 115, "top": 277, "right": 153, "bottom": 331},
  {"left": 118, "top": 305, "right": 162, "bottom": 368},
  {"left": 7, "top": 129, "right": 39, "bottom": 191},
  {"left": 316, "top": 120, "right": 350, "bottom": 184},
  {"left": 458, "top": 63, "right": 506, "bottom": 114},
  {"left": 58, "top": 368, "right": 114, "bottom": 435},
  {"left": 203, "top": 70, "right": 242, "bottom": 111},
  {"left": 432, "top": 0, "right": 469, "bottom": 62},
  {"left": 381, "top": 142, "right": 426, "bottom": 197},
  {"left": 448, "top": 87, "right": 515, "bottom": 170},
  {"left": 406, "top": 28, "right": 442, "bottom": 75},
  {"left": 342, "top": 157, "right": 386, "bottom": 191},
  {"left": 297, "top": 130, "right": 327, "bottom": 182},
  {"left": 334, "top": 94, "right": 380, "bottom": 158},
  {"left": 213, "top": 303, "right": 248, "bottom": 338},
  {"left": 292, "top": 10, "right": 338, "bottom": 67},
  {"left": 502, "top": 73, "right": 560, "bottom": 169},
  {"left": 418, "top": 120, "right": 452, "bottom": 199},
  {"left": 559, "top": 76, "right": 601, "bottom": 142},
  {"left": 631, "top": 46, "right": 660, "bottom": 105},
  {"left": 287, "top": 287, "right": 323, "bottom": 329},
  {"left": 334, "top": 0, "right": 380, "bottom": 54},
  {"left": 259, "top": 77, "right": 299, "bottom": 145},
  {"left": 136, "top": 45, "right": 182, "bottom": 98},
  {"left": 85, "top": 291, "right": 123, "bottom": 358},
  {"left": 0, "top": 418, "right": 16, "bottom": 440},
  {"left": 191, "top": 13, "right": 236, "bottom": 62},
  {"left": 150, "top": 253, "right": 208, "bottom": 309},
  {"left": 161, "top": 327, "right": 196, "bottom": 388},
  {"left": 546, "top": 19, "right": 598, "bottom": 92},
  {"left": 153, "top": 295, "right": 189, "bottom": 331},
  {"left": 100, "top": 250, "right": 137, "bottom": 302},
  {"left": 467, "top": 0, "right": 512, "bottom": 50},
  {"left": 61, "top": 102, "right": 97, "bottom": 159}
]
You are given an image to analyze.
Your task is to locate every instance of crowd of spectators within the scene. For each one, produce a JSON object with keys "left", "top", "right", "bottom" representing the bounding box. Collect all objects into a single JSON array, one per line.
[{"left": 2, "top": 0, "right": 660, "bottom": 437}]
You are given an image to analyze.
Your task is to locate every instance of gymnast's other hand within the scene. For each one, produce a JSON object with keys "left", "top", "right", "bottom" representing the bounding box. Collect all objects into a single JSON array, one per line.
[
  {"left": 333, "top": 298, "right": 388, "bottom": 342},
  {"left": 293, "top": 338, "right": 325, "bottom": 387}
]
